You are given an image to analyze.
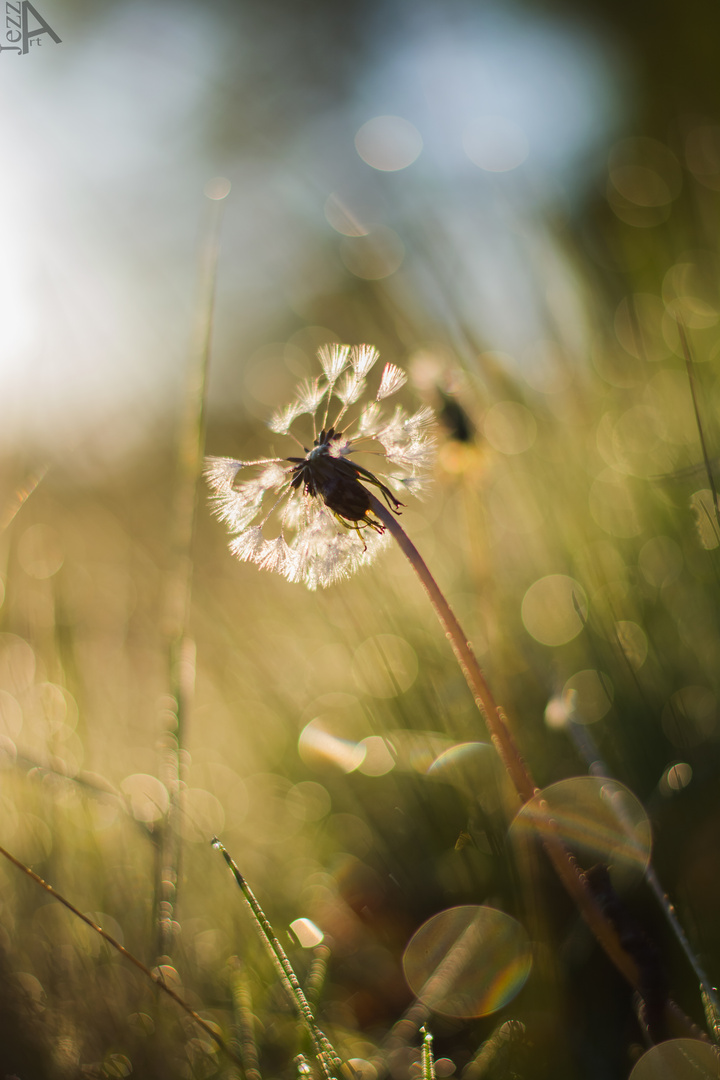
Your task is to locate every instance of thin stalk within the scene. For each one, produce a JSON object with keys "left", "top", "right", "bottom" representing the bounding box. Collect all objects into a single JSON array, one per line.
[
  {"left": 568, "top": 719, "right": 720, "bottom": 1017},
  {"left": 370, "top": 1000, "right": 430, "bottom": 1080},
  {"left": 369, "top": 496, "right": 535, "bottom": 802},
  {"left": 420, "top": 1027, "right": 436, "bottom": 1080},
  {"left": 368, "top": 494, "right": 700, "bottom": 1025},
  {"left": 229, "top": 957, "right": 263, "bottom": 1080},
  {"left": 157, "top": 184, "right": 228, "bottom": 960},
  {"left": 212, "top": 839, "right": 345, "bottom": 1080},
  {"left": 0, "top": 841, "right": 243, "bottom": 1069}
]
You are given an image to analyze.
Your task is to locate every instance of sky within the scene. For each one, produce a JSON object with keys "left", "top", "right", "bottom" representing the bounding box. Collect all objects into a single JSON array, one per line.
[{"left": 0, "top": 0, "right": 630, "bottom": 463}]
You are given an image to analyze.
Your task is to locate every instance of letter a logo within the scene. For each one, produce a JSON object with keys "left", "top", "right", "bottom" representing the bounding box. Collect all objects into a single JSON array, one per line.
[{"left": 21, "top": 1, "right": 61, "bottom": 53}]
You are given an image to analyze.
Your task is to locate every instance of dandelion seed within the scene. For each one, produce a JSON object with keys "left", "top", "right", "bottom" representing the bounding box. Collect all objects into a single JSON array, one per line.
[
  {"left": 335, "top": 372, "right": 366, "bottom": 407},
  {"left": 377, "top": 363, "right": 408, "bottom": 400},
  {"left": 352, "top": 344, "right": 380, "bottom": 378},
  {"left": 294, "top": 378, "right": 327, "bottom": 416},
  {"left": 317, "top": 343, "right": 351, "bottom": 381},
  {"left": 269, "top": 403, "right": 302, "bottom": 435},
  {"left": 358, "top": 402, "right": 383, "bottom": 436},
  {"left": 205, "top": 345, "right": 435, "bottom": 589}
]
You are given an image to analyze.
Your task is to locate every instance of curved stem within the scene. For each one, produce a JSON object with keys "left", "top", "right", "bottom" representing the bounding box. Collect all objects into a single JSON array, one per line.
[
  {"left": 371, "top": 497, "right": 535, "bottom": 802},
  {"left": 368, "top": 496, "right": 647, "bottom": 993}
]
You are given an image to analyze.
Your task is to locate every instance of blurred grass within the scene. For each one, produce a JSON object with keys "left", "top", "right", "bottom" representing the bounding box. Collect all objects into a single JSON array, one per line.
[{"left": 3, "top": 137, "right": 720, "bottom": 1079}]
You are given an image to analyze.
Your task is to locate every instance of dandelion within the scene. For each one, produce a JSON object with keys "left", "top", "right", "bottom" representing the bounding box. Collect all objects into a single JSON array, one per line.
[
  {"left": 206, "top": 344, "right": 690, "bottom": 1027},
  {"left": 205, "top": 344, "right": 434, "bottom": 589}
]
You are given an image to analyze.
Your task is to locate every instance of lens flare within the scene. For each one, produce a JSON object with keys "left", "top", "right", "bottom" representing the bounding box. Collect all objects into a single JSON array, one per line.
[
  {"left": 402, "top": 905, "right": 532, "bottom": 1018},
  {"left": 510, "top": 777, "right": 651, "bottom": 887},
  {"left": 629, "top": 1039, "right": 720, "bottom": 1080}
]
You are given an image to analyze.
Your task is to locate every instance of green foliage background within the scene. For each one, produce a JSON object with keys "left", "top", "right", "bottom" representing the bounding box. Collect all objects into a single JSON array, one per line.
[{"left": 2, "top": 1, "right": 720, "bottom": 1077}]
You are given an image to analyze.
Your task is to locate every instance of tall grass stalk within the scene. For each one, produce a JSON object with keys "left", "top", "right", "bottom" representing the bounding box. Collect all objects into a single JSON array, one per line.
[
  {"left": 157, "top": 184, "right": 229, "bottom": 960},
  {"left": 420, "top": 1027, "right": 436, "bottom": 1080},
  {"left": 212, "top": 837, "right": 348, "bottom": 1080},
  {"left": 229, "top": 957, "right": 263, "bottom": 1080},
  {"left": 371, "top": 1000, "right": 430, "bottom": 1079}
]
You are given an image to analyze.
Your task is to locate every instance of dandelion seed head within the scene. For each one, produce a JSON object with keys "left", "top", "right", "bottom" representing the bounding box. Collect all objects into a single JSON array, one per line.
[{"left": 206, "top": 343, "right": 434, "bottom": 588}]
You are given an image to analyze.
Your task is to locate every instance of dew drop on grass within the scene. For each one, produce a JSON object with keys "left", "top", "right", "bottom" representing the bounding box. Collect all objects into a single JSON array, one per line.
[{"left": 402, "top": 905, "right": 532, "bottom": 1018}]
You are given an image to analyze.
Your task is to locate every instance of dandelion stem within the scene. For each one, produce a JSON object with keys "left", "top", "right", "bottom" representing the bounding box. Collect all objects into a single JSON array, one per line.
[
  {"left": 368, "top": 495, "right": 534, "bottom": 800},
  {"left": 368, "top": 494, "right": 680, "bottom": 1005},
  {"left": 0, "top": 841, "right": 243, "bottom": 1068}
]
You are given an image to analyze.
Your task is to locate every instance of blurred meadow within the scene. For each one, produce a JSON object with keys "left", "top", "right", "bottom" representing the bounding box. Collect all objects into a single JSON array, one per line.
[{"left": 3, "top": 0, "right": 720, "bottom": 1076}]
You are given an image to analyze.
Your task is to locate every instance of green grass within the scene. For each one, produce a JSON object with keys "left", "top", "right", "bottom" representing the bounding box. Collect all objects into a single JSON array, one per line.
[{"left": 2, "top": 149, "right": 720, "bottom": 1079}]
